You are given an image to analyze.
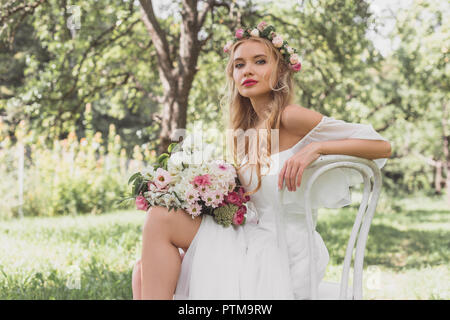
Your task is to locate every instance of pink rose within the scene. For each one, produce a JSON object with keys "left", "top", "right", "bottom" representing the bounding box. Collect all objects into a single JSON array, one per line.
[
  {"left": 238, "top": 186, "right": 250, "bottom": 202},
  {"left": 233, "top": 212, "right": 244, "bottom": 225},
  {"left": 236, "top": 205, "right": 247, "bottom": 216},
  {"left": 223, "top": 40, "right": 233, "bottom": 53},
  {"left": 232, "top": 206, "right": 246, "bottom": 225},
  {"left": 135, "top": 195, "right": 149, "bottom": 211},
  {"left": 225, "top": 191, "right": 242, "bottom": 206},
  {"left": 192, "top": 174, "right": 212, "bottom": 188},
  {"left": 257, "top": 21, "right": 267, "bottom": 31},
  {"left": 235, "top": 28, "right": 244, "bottom": 39},
  {"left": 291, "top": 62, "right": 302, "bottom": 72}
]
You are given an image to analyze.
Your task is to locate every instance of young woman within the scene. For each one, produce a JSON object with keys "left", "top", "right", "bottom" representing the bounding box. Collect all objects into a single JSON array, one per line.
[{"left": 132, "top": 22, "right": 391, "bottom": 300}]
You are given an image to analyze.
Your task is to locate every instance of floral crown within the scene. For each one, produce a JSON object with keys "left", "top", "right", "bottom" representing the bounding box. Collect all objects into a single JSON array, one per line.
[{"left": 223, "top": 21, "right": 302, "bottom": 72}]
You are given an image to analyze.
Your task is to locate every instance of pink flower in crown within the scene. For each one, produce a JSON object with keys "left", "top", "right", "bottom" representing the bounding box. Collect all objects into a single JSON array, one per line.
[
  {"left": 257, "top": 21, "right": 268, "bottom": 32},
  {"left": 235, "top": 28, "right": 244, "bottom": 39},
  {"left": 187, "top": 202, "right": 202, "bottom": 217},
  {"left": 291, "top": 62, "right": 302, "bottom": 72},
  {"left": 225, "top": 191, "right": 242, "bottom": 206},
  {"left": 154, "top": 168, "right": 172, "bottom": 189},
  {"left": 135, "top": 195, "right": 149, "bottom": 211},
  {"left": 223, "top": 40, "right": 233, "bottom": 53},
  {"left": 192, "top": 174, "right": 212, "bottom": 188}
]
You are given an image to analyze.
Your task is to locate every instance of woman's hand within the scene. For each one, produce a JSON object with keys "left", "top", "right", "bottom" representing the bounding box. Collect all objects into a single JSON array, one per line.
[{"left": 278, "top": 142, "right": 322, "bottom": 191}]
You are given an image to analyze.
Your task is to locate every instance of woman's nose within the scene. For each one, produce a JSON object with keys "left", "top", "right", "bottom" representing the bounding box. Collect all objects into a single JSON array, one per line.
[{"left": 243, "top": 64, "right": 254, "bottom": 77}]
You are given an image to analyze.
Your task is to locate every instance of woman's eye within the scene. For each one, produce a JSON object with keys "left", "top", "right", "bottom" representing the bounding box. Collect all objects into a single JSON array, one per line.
[{"left": 234, "top": 59, "right": 266, "bottom": 69}]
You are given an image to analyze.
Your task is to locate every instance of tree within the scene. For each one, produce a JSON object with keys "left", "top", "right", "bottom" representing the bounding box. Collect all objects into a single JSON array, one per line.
[{"left": 388, "top": 0, "right": 449, "bottom": 203}]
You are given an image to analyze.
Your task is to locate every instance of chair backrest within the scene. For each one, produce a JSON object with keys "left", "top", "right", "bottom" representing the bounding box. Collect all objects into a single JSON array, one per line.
[{"left": 304, "top": 155, "right": 383, "bottom": 300}]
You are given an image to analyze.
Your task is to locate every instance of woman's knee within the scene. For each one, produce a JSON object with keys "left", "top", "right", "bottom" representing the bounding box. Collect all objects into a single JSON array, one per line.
[
  {"left": 144, "top": 205, "right": 202, "bottom": 250},
  {"left": 143, "top": 206, "right": 173, "bottom": 233}
]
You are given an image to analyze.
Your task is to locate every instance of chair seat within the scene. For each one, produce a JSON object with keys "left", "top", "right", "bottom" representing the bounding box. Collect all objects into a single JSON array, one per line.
[{"left": 318, "top": 281, "right": 354, "bottom": 300}]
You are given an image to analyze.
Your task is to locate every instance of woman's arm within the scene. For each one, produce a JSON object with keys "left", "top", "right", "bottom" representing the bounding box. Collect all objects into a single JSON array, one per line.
[{"left": 314, "top": 138, "right": 392, "bottom": 160}]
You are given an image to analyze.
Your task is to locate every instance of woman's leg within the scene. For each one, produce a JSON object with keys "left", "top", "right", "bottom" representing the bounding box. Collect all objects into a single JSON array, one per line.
[
  {"left": 140, "top": 206, "right": 202, "bottom": 299},
  {"left": 132, "top": 259, "right": 142, "bottom": 300},
  {"left": 132, "top": 250, "right": 185, "bottom": 300}
]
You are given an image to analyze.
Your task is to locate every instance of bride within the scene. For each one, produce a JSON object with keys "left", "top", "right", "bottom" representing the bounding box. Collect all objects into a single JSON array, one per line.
[{"left": 131, "top": 22, "right": 391, "bottom": 300}]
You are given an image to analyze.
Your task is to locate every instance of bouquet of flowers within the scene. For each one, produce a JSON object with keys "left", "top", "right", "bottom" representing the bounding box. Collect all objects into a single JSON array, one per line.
[{"left": 121, "top": 137, "right": 250, "bottom": 227}]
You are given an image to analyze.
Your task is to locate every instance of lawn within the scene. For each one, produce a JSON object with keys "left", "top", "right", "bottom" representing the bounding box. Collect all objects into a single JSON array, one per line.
[{"left": 0, "top": 192, "right": 449, "bottom": 299}]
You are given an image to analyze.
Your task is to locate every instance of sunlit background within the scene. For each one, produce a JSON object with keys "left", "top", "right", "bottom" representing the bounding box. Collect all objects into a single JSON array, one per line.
[{"left": 0, "top": 0, "right": 448, "bottom": 299}]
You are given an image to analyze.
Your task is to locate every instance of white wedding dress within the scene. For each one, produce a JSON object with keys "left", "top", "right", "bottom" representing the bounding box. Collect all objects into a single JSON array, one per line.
[{"left": 173, "top": 116, "right": 389, "bottom": 300}]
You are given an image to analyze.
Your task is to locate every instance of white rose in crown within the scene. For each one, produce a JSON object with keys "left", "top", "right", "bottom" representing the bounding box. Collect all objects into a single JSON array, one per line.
[
  {"left": 287, "top": 46, "right": 294, "bottom": 54},
  {"left": 250, "top": 28, "right": 260, "bottom": 37},
  {"left": 289, "top": 53, "right": 300, "bottom": 64},
  {"left": 272, "top": 35, "right": 284, "bottom": 48}
]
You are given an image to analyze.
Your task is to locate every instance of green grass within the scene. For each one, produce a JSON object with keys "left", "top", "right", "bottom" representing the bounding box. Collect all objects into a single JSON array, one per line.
[
  {"left": 0, "top": 193, "right": 448, "bottom": 299},
  {"left": 317, "top": 192, "right": 450, "bottom": 300},
  {"left": 0, "top": 210, "right": 145, "bottom": 299}
]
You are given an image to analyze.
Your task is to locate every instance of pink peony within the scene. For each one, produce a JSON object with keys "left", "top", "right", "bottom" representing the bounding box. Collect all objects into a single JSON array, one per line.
[
  {"left": 192, "top": 174, "right": 212, "bottom": 188},
  {"left": 291, "top": 62, "right": 302, "bottom": 72},
  {"left": 154, "top": 168, "right": 172, "bottom": 189},
  {"left": 235, "top": 28, "right": 244, "bottom": 39},
  {"left": 135, "top": 195, "right": 149, "bottom": 211},
  {"left": 225, "top": 191, "right": 242, "bottom": 206}
]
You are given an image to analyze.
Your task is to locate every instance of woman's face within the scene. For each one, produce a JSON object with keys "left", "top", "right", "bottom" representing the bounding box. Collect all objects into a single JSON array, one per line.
[{"left": 232, "top": 41, "right": 276, "bottom": 98}]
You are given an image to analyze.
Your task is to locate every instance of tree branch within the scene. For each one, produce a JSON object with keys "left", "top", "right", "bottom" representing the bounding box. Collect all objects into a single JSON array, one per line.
[{"left": 139, "top": 0, "right": 174, "bottom": 78}]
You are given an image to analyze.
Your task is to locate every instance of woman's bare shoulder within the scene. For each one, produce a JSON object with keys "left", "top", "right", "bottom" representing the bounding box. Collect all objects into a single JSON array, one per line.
[{"left": 280, "top": 104, "right": 324, "bottom": 137}]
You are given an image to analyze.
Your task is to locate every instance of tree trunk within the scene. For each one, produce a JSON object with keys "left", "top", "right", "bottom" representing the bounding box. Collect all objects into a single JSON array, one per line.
[
  {"left": 434, "top": 161, "right": 442, "bottom": 194},
  {"left": 138, "top": 0, "right": 220, "bottom": 155},
  {"left": 442, "top": 102, "right": 450, "bottom": 206}
]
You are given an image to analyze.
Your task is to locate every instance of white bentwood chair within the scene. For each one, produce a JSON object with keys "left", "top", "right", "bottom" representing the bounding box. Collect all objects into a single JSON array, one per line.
[{"left": 303, "top": 154, "right": 383, "bottom": 300}]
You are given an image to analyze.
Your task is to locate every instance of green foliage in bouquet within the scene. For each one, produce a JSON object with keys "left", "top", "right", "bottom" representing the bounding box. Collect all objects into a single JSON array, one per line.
[
  {"left": 212, "top": 204, "right": 238, "bottom": 227},
  {"left": 153, "top": 142, "right": 178, "bottom": 171},
  {"left": 117, "top": 142, "right": 180, "bottom": 207}
]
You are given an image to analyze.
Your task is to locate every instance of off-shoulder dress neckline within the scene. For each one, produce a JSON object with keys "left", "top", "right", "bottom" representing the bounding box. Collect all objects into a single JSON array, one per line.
[{"left": 270, "top": 115, "right": 327, "bottom": 158}]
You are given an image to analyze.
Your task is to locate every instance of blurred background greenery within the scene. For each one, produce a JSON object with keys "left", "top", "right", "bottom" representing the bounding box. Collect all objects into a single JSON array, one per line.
[{"left": 0, "top": 0, "right": 448, "bottom": 299}]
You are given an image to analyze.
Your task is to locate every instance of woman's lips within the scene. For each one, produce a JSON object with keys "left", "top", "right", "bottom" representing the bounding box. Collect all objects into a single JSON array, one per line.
[{"left": 243, "top": 81, "right": 258, "bottom": 87}]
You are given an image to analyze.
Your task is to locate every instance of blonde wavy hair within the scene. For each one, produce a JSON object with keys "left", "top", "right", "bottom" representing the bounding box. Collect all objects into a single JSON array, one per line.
[{"left": 220, "top": 36, "right": 296, "bottom": 196}]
